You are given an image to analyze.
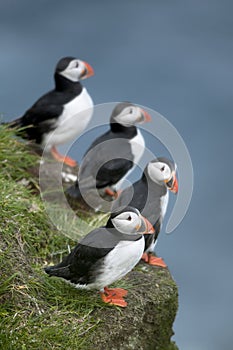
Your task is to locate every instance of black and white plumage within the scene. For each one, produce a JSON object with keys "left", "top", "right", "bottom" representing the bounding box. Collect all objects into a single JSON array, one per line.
[
  {"left": 44, "top": 206, "right": 154, "bottom": 307},
  {"left": 112, "top": 157, "right": 178, "bottom": 267},
  {"left": 8, "top": 56, "right": 94, "bottom": 166},
  {"left": 66, "top": 102, "right": 151, "bottom": 200}
]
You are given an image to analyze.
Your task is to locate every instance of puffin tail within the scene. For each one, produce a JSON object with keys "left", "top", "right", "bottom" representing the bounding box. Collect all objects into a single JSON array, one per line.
[
  {"left": 44, "top": 264, "right": 71, "bottom": 280},
  {"left": 66, "top": 182, "right": 82, "bottom": 200},
  {"left": 1, "top": 117, "right": 23, "bottom": 128},
  {"left": 1, "top": 117, "right": 29, "bottom": 139}
]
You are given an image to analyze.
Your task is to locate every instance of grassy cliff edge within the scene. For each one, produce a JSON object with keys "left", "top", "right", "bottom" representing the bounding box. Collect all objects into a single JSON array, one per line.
[{"left": 0, "top": 126, "right": 179, "bottom": 350}]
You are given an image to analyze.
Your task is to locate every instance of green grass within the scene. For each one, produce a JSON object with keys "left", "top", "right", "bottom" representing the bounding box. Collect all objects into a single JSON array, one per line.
[
  {"left": 0, "top": 126, "right": 107, "bottom": 349},
  {"left": 0, "top": 125, "right": 38, "bottom": 182}
]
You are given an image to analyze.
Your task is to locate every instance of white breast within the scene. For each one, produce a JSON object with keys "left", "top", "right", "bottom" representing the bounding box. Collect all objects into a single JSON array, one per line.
[
  {"left": 160, "top": 190, "right": 169, "bottom": 219},
  {"left": 114, "top": 129, "right": 145, "bottom": 190},
  {"left": 43, "top": 88, "right": 93, "bottom": 149},
  {"left": 130, "top": 129, "right": 145, "bottom": 163},
  {"left": 89, "top": 237, "right": 144, "bottom": 291}
]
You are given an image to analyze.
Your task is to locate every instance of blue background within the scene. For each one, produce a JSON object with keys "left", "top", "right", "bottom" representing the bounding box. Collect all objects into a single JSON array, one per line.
[{"left": 1, "top": 1, "right": 232, "bottom": 349}]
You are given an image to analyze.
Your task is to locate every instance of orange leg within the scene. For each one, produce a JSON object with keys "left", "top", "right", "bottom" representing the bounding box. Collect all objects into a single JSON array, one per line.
[
  {"left": 105, "top": 188, "right": 122, "bottom": 199},
  {"left": 100, "top": 287, "right": 128, "bottom": 307},
  {"left": 50, "top": 146, "right": 77, "bottom": 167},
  {"left": 141, "top": 252, "right": 167, "bottom": 268}
]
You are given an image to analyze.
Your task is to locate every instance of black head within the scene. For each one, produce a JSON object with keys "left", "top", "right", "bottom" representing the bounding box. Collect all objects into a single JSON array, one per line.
[{"left": 55, "top": 57, "right": 77, "bottom": 73}]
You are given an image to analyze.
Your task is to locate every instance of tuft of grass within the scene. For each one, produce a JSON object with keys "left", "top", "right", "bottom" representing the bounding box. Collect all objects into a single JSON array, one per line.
[{"left": 0, "top": 125, "right": 38, "bottom": 182}]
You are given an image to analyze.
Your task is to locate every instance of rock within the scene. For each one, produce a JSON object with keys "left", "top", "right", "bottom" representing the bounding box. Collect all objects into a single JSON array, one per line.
[{"left": 88, "top": 264, "right": 178, "bottom": 350}]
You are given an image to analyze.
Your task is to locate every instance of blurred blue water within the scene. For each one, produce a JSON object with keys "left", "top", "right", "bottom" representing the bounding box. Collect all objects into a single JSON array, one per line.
[{"left": 1, "top": 1, "right": 233, "bottom": 349}]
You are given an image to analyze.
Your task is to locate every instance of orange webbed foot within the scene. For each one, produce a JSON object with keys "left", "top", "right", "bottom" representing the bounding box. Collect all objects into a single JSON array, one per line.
[
  {"left": 141, "top": 253, "right": 167, "bottom": 268},
  {"left": 104, "top": 287, "right": 128, "bottom": 297},
  {"left": 100, "top": 287, "right": 128, "bottom": 307}
]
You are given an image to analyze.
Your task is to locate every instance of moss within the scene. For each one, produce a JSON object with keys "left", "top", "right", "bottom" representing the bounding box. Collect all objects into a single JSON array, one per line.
[{"left": 0, "top": 126, "right": 179, "bottom": 349}]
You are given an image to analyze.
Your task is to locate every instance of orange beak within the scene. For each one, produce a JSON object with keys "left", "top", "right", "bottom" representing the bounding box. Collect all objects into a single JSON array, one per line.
[
  {"left": 81, "top": 61, "right": 94, "bottom": 79},
  {"left": 170, "top": 174, "right": 178, "bottom": 194},
  {"left": 141, "top": 216, "right": 155, "bottom": 234},
  {"left": 141, "top": 109, "right": 151, "bottom": 122}
]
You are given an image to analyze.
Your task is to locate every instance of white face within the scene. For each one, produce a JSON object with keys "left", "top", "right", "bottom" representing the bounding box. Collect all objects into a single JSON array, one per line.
[
  {"left": 114, "top": 106, "right": 145, "bottom": 127},
  {"left": 147, "top": 161, "right": 172, "bottom": 184},
  {"left": 59, "top": 59, "right": 86, "bottom": 82},
  {"left": 111, "top": 210, "right": 142, "bottom": 234}
]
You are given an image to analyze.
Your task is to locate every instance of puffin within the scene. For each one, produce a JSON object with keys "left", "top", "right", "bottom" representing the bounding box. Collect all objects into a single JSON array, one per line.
[
  {"left": 112, "top": 157, "right": 178, "bottom": 267},
  {"left": 66, "top": 102, "right": 151, "bottom": 200},
  {"left": 44, "top": 206, "right": 154, "bottom": 307},
  {"left": 7, "top": 56, "right": 94, "bottom": 166}
]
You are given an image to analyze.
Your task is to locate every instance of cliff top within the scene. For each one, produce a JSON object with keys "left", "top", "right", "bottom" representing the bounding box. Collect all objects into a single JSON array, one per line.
[{"left": 0, "top": 126, "right": 178, "bottom": 350}]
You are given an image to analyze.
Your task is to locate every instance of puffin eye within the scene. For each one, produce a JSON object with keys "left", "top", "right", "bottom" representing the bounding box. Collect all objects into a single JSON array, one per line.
[
  {"left": 127, "top": 215, "right": 132, "bottom": 221},
  {"left": 75, "top": 62, "right": 79, "bottom": 68},
  {"left": 161, "top": 166, "right": 165, "bottom": 172}
]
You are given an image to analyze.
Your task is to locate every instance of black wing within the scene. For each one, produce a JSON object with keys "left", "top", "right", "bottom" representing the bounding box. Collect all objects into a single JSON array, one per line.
[
  {"left": 21, "top": 88, "right": 78, "bottom": 125},
  {"left": 18, "top": 90, "right": 64, "bottom": 143},
  {"left": 21, "top": 106, "right": 62, "bottom": 143},
  {"left": 45, "top": 243, "right": 112, "bottom": 285},
  {"left": 113, "top": 178, "right": 148, "bottom": 212},
  {"left": 44, "top": 228, "right": 115, "bottom": 285},
  {"left": 66, "top": 158, "right": 133, "bottom": 198},
  {"left": 83, "top": 129, "right": 112, "bottom": 157},
  {"left": 96, "top": 158, "right": 133, "bottom": 188},
  {"left": 79, "top": 135, "right": 134, "bottom": 189}
]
